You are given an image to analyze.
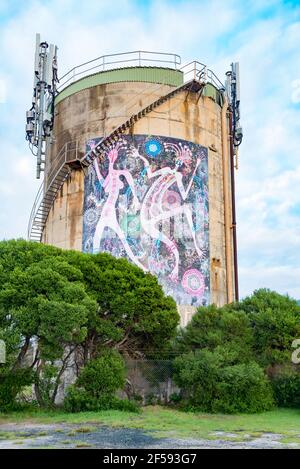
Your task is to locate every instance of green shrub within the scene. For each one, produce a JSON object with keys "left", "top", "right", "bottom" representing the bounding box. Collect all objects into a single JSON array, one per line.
[
  {"left": 214, "top": 362, "right": 274, "bottom": 413},
  {"left": 169, "top": 393, "right": 182, "bottom": 405},
  {"left": 173, "top": 350, "right": 274, "bottom": 414},
  {"left": 237, "top": 289, "right": 300, "bottom": 367},
  {"left": 63, "top": 386, "right": 93, "bottom": 412},
  {"left": 64, "top": 350, "right": 138, "bottom": 412},
  {"left": 64, "top": 385, "right": 138, "bottom": 413},
  {"left": 175, "top": 304, "right": 253, "bottom": 362},
  {"left": 271, "top": 369, "right": 300, "bottom": 408},
  {"left": 76, "top": 350, "right": 126, "bottom": 398},
  {"left": 0, "top": 368, "right": 34, "bottom": 410}
]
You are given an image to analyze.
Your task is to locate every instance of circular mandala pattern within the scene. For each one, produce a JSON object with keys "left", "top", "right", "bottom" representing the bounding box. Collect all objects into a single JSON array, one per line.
[
  {"left": 182, "top": 269, "right": 205, "bottom": 296},
  {"left": 84, "top": 208, "right": 98, "bottom": 226},
  {"left": 145, "top": 139, "right": 162, "bottom": 158},
  {"left": 162, "top": 190, "right": 181, "bottom": 210}
]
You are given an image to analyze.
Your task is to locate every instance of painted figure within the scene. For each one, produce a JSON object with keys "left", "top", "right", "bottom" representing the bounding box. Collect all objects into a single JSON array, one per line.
[
  {"left": 130, "top": 142, "right": 205, "bottom": 281},
  {"left": 92, "top": 141, "right": 146, "bottom": 271},
  {"left": 83, "top": 135, "right": 210, "bottom": 307}
]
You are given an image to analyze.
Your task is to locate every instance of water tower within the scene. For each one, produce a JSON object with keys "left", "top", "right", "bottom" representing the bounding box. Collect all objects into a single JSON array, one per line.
[{"left": 26, "top": 35, "right": 242, "bottom": 325}]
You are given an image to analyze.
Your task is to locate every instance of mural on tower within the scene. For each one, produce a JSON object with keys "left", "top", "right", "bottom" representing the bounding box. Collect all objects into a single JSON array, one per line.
[{"left": 82, "top": 135, "right": 209, "bottom": 306}]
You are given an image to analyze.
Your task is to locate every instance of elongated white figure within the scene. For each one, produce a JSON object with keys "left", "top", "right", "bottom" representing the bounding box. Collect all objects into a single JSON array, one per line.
[
  {"left": 131, "top": 143, "right": 204, "bottom": 281},
  {"left": 92, "top": 142, "right": 146, "bottom": 271}
]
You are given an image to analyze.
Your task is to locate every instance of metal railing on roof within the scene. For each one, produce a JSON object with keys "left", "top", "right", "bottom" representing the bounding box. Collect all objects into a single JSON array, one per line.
[
  {"left": 56, "top": 51, "right": 225, "bottom": 95},
  {"left": 180, "top": 61, "right": 225, "bottom": 90},
  {"left": 57, "top": 51, "right": 182, "bottom": 91}
]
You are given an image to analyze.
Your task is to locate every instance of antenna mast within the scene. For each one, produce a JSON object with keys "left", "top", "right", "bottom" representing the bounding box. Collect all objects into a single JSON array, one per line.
[
  {"left": 226, "top": 62, "right": 243, "bottom": 152},
  {"left": 25, "top": 33, "right": 59, "bottom": 178}
]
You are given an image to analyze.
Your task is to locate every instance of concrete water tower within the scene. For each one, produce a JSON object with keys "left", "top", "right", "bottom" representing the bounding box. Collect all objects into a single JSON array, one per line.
[{"left": 26, "top": 36, "right": 242, "bottom": 326}]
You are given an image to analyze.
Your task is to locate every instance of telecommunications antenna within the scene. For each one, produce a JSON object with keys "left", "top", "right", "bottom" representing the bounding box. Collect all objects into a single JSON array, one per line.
[
  {"left": 25, "top": 33, "right": 59, "bottom": 178},
  {"left": 225, "top": 62, "right": 243, "bottom": 150}
]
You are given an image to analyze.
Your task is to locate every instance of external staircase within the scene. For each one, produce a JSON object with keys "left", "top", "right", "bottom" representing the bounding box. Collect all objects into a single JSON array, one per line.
[{"left": 28, "top": 73, "right": 207, "bottom": 242}]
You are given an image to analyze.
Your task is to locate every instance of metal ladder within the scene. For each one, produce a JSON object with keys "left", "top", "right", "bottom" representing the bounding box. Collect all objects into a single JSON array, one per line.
[
  {"left": 28, "top": 141, "right": 79, "bottom": 241},
  {"left": 28, "top": 78, "right": 204, "bottom": 242}
]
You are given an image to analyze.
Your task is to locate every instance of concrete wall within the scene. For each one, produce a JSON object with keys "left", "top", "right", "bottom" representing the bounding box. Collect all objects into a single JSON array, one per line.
[{"left": 43, "top": 75, "right": 234, "bottom": 322}]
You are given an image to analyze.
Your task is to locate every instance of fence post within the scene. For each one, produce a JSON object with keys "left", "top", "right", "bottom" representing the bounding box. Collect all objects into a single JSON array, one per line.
[{"left": 203, "top": 65, "right": 207, "bottom": 83}]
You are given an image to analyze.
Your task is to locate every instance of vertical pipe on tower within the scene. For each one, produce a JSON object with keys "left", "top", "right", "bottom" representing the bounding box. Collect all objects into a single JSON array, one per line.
[
  {"left": 221, "top": 98, "right": 233, "bottom": 303},
  {"left": 229, "top": 110, "right": 239, "bottom": 301}
]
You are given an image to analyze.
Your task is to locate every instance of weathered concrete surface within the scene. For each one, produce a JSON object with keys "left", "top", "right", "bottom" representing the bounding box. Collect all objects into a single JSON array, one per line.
[
  {"left": 44, "top": 169, "right": 83, "bottom": 251},
  {"left": 43, "top": 77, "right": 235, "bottom": 320}
]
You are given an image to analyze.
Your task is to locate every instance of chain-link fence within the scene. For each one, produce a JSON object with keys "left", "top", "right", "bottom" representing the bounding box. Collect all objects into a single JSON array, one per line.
[{"left": 123, "top": 359, "right": 179, "bottom": 405}]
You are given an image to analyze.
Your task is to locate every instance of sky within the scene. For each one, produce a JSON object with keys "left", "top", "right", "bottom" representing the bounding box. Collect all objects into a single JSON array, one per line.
[{"left": 0, "top": 0, "right": 300, "bottom": 299}]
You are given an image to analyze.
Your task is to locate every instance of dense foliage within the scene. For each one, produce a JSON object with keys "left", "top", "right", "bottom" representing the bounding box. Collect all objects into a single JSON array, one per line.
[
  {"left": 1, "top": 239, "right": 299, "bottom": 414},
  {"left": 64, "top": 350, "right": 137, "bottom": 412},
  {"left": 173, "top": 350, "right": 274, "bottom": 413},
  {"left": 172, "top": 290, "right": 300, "bottom": 413},
  {"left": 0, "top": 240, "right": 179, "bottom": 409},
  {"left": 271, "top": 367, "right": 300, "bottom": 408},
  {"left": 76, "top": 350, "right": 126, "bottom": 398},
  {"left": 236, "top": 289, "right": 300, "bottom": 368},
  {"left": 175, "top": 304, "right": 253, "bottom": 362}
]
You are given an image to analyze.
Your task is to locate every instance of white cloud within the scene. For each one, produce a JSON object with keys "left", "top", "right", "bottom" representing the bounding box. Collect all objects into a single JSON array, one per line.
[
  {"left": 13, "top": 156, "right": 33, "bottom": 177},
  {"left": 0, "top": 181, "right": 15, "bottom": 196},
  {"left": 239, "top": 264, "right": 300, "bottom": 300}
]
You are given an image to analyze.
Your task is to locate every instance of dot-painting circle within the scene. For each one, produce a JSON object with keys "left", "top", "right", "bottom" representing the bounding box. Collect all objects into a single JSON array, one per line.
[
  {"left": 84, "top": 208, "right": 98, "bottom": 226},
  {"left": 145, "top": 139, "right": 162, "bottom": 157},
  {"left": 182, "top": 269, "right": 205, "bottom": 296},
  {"left": 162, "top": 190, "right": 181, "bottom": 210}
]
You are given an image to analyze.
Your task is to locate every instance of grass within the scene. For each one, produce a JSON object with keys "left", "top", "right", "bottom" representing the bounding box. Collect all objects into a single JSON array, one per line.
[
  {"left": 280, "top": 436, "right": 300, "bottom": 446},
  {"left": 75, "top": 442, "right": 93, "bottom": 448},
  {"left": 74, "top": 426, "right": 93, "bottom": 433},
  {"left": 0, "top": 407, "right": 299, "bottom": 442},
  {"left": 0, "top": 431, "right": 18, "bottom": 440}
]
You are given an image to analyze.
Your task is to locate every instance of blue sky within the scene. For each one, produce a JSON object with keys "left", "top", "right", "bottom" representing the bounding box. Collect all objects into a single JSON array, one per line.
[{"left": 0, "top": 0, "right": 300, "bottom": 299}]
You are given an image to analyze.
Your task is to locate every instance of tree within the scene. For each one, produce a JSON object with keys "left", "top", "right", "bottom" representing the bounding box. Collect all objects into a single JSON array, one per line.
[
  {"left": 171, "top": 304, "right": 273, "bottom": 413},
  {"left": 175, "top": 304, "right": 253, "bottom": 363},
  {"left": 76, "top": 349, "right": 126, "bottom": 398},
  {"left": 236, "top": 289, "right": 300, "bottom": 367},
  {"left": 63, "top": 251, "right": 179, "bottom": 360},
  {"left": 0, "top": 247, "right": 96, "bottom": 407},
  {"left": 0, "top": 240, "right": 179, "bottom": 408},
  {"left": 173, "top": 350, "right": 274, "bottom": 413},
  {"left": 64, "top": 350, "right": 138, "bottom": 413},
  {"left": 172, "top": 289, "right": 300, "bottom": 412}
]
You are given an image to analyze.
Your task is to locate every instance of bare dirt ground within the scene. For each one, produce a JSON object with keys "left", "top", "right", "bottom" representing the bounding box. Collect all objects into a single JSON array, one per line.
[{"left": 0, "top": 423, "right": 299, "bottom": 449}]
